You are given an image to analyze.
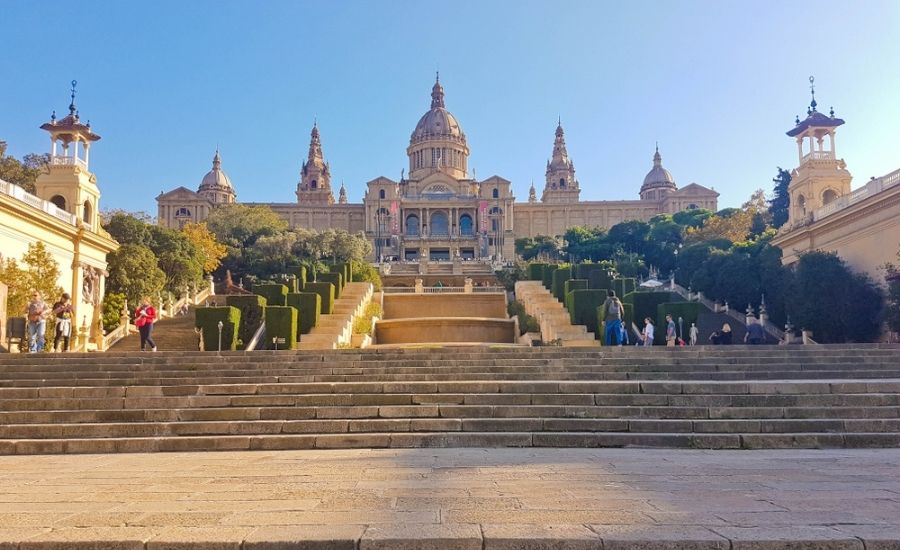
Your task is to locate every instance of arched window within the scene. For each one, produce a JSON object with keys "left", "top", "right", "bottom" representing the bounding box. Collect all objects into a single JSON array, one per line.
[
  {"left": 310, "top": 179, "right": 317, "bottom": 189},
  {"left": 430, "top": 212, "right": 449, "bottom": 237},
  {"left": 492, "top": 188, "right": 499, "bottom": 199},
  {"left": 459, "top": 214, "right": 473, "bottom": 236},
  {"left": 83, "top": 200, "right": 92, "bottom": 224},
  {"left": 405, "top": 214, "right": 419, "bottom": 236},
  {"left": 379, "top": 189, "right": 386, "bottom": 199},
  {"left": 175, "top": 207, "right": 192, "bottom": 217},
  {"left": 49, "top": 195, "right": 66, "bottom": 211},
  {"left": 797, "top": 194, "right": 807, "bottom": 217},
  {"left": 822, "top": 189, "right": 838, "bottom": 205},
  {"left": 559, "top": 178, "right": 566, "bottom": 189}
]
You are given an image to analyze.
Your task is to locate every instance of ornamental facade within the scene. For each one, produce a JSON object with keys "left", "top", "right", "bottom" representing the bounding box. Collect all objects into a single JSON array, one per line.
[{"left": 157, "top": 76, "right": 718, "bottom": 261}]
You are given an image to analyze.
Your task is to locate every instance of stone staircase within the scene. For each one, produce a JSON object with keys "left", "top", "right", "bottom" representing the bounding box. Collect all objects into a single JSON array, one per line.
[
  {"left": 296, "top": 282, "right": 374, "bottom": 350},
  {"left": 515, "top": 281, "right": 600, "bottom": 346},
  {"left": 2, "top": 345, "right": 899, "bottom": 454},
  {"left": 109, "top": 309, "right": 199, "bottom": 352}
]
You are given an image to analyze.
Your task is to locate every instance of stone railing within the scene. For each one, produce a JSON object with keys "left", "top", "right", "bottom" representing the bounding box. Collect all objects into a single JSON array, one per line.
[
  {"left": 50, "top": 155, "right": 88, "bottom": 169},
  {"left": 0, "top": 178, "right": 78, "bottom": 225},
  {"left": 801, "top": 150, "right": 835, "bottom": 163},
  {"left": 813, "top": 167, "right": 900, "bottom": 222}
]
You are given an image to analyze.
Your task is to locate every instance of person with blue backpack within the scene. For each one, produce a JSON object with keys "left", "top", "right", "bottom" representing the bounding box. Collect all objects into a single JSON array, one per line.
[{"left": 602, "top": 290, "right": 624, "bottom": 346}]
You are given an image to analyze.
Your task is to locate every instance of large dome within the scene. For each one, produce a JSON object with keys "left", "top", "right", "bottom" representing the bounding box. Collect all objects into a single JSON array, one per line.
[
  {"left": 411, "top": 78, "right": 465, "bottom": 141},
  {"left": 641, "top": 148, "right": 675, "bottom": 190},
  {"left": 198, "top": 150, "right": 234, "bottom": 192}
]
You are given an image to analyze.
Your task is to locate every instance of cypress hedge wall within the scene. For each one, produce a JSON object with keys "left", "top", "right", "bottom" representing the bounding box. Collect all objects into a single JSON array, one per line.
[
  {"left": 264, "top": 306, "right": 297, "bottom": 350},
  {"left": 623, "top": 291, "right": 676, "bottom": 329},
  {"left": 287, "top": 292, "right": 321, "bottom": 335},
  {"left": 552, "top": 266, "right": 572, "bottom": 302},
  {"left": 528, "top": 263, "right": 548, "bottom": 281},
  {"left": 613, "top": 278, "right": 636, "bottom": 300},
  {"left": 224, "top": 295, "right": 266, "bottom": 350},
  {"left": 305, "top": 282, "right": 335, "bottom": 314},
  {"left": 563, "top": 279, "right": 588, "bottom": 298},
  {"left": 541, "top": 264, "right": 558, "bottom": 290},
  {"left": 254, "top": 283, "right": 288, "bottom": 307},
  {"left": 195, "top": 306, "right": 241, "bottom": 351},
  {"left": 587, "top": 270, "right": 613, "bottom": 291},
  {"left": 656, "top": 302, "right": 705, "bottom": 345},
  {"left": 566, "top": 289, "right": 607, "bottom": 338},
  {"left": 317, "top": 273, "right": 343, "bottom": 299}
]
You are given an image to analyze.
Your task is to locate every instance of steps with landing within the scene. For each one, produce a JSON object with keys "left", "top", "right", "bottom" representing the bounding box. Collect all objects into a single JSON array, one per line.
[
  {"left": 515, "top": 281, "right": 600, "bottom": 346},
  {"left": 296, "top": 282, "right": 374, "bottom": 350}
]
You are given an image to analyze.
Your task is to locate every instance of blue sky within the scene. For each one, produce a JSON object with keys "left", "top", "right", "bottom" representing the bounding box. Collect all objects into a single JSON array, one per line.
[{"left": 2, "top": 0, "right": 899, "bottom": 214}]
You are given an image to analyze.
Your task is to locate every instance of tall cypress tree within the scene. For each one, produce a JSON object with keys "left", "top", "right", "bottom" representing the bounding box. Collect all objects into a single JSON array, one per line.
[{"left": 769, "top": 167, "right": 791, "bottom": 228}]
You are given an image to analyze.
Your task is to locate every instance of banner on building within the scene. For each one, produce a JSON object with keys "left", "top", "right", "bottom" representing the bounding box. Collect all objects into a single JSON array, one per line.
[
  {"left": 390, "top": 201, "right": 399, "bottom": 235},
  {"left": 479, "top": 200, "right": 488, "bottom": 233}
]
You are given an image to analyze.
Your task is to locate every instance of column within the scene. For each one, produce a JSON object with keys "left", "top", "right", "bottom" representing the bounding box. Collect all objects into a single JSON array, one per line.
[
  {"left": 83, "top": 142, "right": 90, "bottom": 168},
  {"left": 51, "top": 137, "right": 57, "bottom": 158}
]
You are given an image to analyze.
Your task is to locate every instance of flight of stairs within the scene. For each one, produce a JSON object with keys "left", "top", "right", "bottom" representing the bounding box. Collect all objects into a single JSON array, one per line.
[
  {"left": 1, "top": 345, "right": 899, "bottom": 454},
  {"left": 109, "top": 309, "right": 199, "bottom": 352},
  {"left": 296, "top": 282, "right": 374, "bottom": 350},
  {"left": 515, "top": 281, "right": 600, "bottom": 346}
]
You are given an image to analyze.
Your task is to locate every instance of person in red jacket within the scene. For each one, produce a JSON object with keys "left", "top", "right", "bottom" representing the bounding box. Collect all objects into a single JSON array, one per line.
[{"left": 135, "top": 296, "right": 158, "bottom": 352}]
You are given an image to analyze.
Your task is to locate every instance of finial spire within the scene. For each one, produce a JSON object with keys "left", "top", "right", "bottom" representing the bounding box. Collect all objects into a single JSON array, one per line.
[
  {"left": 430, "top": 74, "right": 445, "bottom": 109},
  {"left": 808, "top": 75, "right": 817, "bottom": 112},
  {"left": 653, "top": 143, "right": 662, "bottom": 166},
  {"left": 68, "top": 79, "right": 78, "bottom": 116},
  {"left": 435, "top": 70, "right": 440, "bottom": 83}
]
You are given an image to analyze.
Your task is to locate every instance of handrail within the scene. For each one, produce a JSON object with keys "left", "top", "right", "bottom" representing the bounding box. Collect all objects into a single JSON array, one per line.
[
  {"left": 669, "top": 281, "right": 787, "bottom": 341},
  {"left": 102, "top": 323, "right": 130, "bottom": 349},
  {"left": 245, "top": 321, "right": 266, "bottom": 351}
]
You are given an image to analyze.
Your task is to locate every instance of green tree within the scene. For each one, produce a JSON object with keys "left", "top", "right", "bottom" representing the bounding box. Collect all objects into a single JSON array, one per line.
[
  {"left": 0, "top": 242, "right": 63, "bottom": 317},
  {"left": 883, "top": 247, "right": 900, "bottom": 335},
  {"left": 101, "top": 292, "right": 126, "bottom": 332},
  {"left": 606, "top": 220, "right": 650, "bottom": 255},
  {"left": 0, "top": 142, "right": 50, "bottom": 194},
  {"left": 786, "top": 251, "right": 883, "bottom": 343},
  {"left": 103, "top": 212, "right": 154, "bottom": 248},
  {"left": 515, "top": 235, "right": 562, "bottom": 262},
  {"left": 672, "top": 208, "right": 713, "bottom": 228},
  {"left": 106, "top": 244, "right": 166, "bottom": 309},
  {"left": 769, "top": 167, "right": 791, "bottom": 228},
  {"left": 206, "top": 204, "right": 288, "bottom": 248},
  {"left": 147, "top": 225, "right": 204, "bottom": 294}
]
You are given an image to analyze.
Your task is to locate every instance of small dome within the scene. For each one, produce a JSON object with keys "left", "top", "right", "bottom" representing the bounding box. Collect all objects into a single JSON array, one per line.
[
  {"left": 641, "top": 148, "right": 676, "bottom": 190},
  {"left": 199, "top": 150, "right": 234, "bottom": 192}
]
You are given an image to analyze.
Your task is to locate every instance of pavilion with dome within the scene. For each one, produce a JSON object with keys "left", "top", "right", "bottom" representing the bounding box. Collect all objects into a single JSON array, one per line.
[{"left": 157, "top": 75, "right": 718, "bottom": 261}]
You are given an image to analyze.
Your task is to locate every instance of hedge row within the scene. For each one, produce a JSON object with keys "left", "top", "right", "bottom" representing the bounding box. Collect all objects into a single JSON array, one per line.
[
  {"left": 305, "top": 282, "right": 335, "bottom": 315},
  {"left": 528, "top": 263, "right": 548, "bottom": 281},
  {"left": 656, "top": 302, "right": 703, "bottom": 345},
  {"left": 623, "top": 291, "right": 676, "bottom": 331},
  {"left": 317, "top": 273, "right": 343, "bottom": 299},
  {"left": 195, "top": 306, "right": 240, "bottom": 351},
  {"left": 224, "top": 295, "right": 266, "bottom": 350},
  {"left": 265, "top": 306, "right": 297, "bottom": 350},
  {"left": 551, "top": 267, "right": 572, "bottom": 302},
  {"left": 541, "top": 265, "right": 558, "bottom": 290},
  {"left": 566, "top": 289, "right": 607, "bottom": 339},
  {"left": 287, "top": 292, "right": 321, "bottom": 336},
  {"left": 254, "top": 283, "right": 288, "bottom": 307}
]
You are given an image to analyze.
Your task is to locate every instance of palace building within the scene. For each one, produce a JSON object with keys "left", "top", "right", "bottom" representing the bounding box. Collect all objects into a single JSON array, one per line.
[{"left": 157, "top": 76, "right": 719, "bottom": 261}]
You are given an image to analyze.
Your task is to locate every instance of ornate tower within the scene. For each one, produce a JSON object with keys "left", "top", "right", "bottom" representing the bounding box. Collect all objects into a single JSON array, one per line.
[
  {"left": 35, "top": 80, "right": 103, "bottom": 232},
  {"left": 639, "top": 145, "right": 677, "bottom": 201},
  {"left": 407, "top": 74, "right": 469, "bottom": 181},
  {"left": 541, "top": 121, "right": 580, "bottom": 203},
  {"left": 296, "top": 122, "right": 334, "bottom": 205},
  {"left": 528, "top": 182, "right": 537, "bottom": 203},
  {"left": 197, "top": 149, "right": 236, "bottom": 205},
  {"left": 338, "top": 181, "right": 348, "bottom": 204},
  {"left": 784, "top": 77, "right": 851, "bottom": 227}
]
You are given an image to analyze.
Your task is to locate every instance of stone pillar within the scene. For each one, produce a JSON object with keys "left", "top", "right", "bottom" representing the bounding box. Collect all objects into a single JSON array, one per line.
[
  {"left": 464, "top": 278, "right": 473, "bottom": 293},
  {"left": 414, "top": 278, "right": 424, "bottom": 294},
  {"left": 207, "top": 274, "right": 215, "bottom": 296}
]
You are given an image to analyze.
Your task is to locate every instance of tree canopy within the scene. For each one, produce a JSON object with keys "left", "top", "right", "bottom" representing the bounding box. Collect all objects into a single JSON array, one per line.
[
  {"left": 769, "top": 167, "right": 792, "bottom": 229},
  {"left": 0, "top": 141, "right": 49, "bottom": 194},
  {"left": 0, "top": 242, "right": 64, "bottom": 317}
]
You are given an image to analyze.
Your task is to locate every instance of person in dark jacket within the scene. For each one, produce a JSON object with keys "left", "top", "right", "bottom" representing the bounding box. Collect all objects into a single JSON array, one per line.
[{"left": 745, "top": 317, "right": 766, "bottom": 344}]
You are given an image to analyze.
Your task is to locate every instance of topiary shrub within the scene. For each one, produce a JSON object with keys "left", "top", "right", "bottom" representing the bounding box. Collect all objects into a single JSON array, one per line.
[
  {"left": 317, "top": 272, "right": 343, "bottom": 299},
  {"left": 305, "top": 282, "right": 335, "bottom": 314},
  {"left": 613, "top": 278, "right": 636, "bottom": 300},
  {"left": 254, "top": 283, "right": 288, "bottom": 307},
  {"left": 564, "top": 279, "right": 588, "bottom": 299},
  {"left": 195, "top": 306, "right": 240, "bottom": 351},
  {"left": 287, "top": 265, "right": 308, "bottom": 290},
  {"left": 575, "top": 263, "right": 603, "bottom": 281},
  {"left": 528, "top": 263, "right": 548, "bottom": 281},
  {"left": 541, "top": 265, "right": 558, "bottom": 290},
  {"left": 567, "top": 290, "right": 607, "bottom": 337},
  {"left": 265, "top": 306, "right": 297, "bottom": 350},
  {"left": 587, "top": 269, "right": 613, "bottom": 290},
  {"left": 224, "top": 295, "right": 266, "bottom": 350},
  {"left": 656, "top": 302, "right": 705, "bottom": 345},
  {"left": 552, "top": 266, "right": 572, "bottom": 302},
  {"left": 623, "top": 291, "right": 676, "bottom": 331},
  {"left": 287, "top": 292, "right": 321, "bottom": 335},
  {"left": 101, "top": 292, "right": 126, "bottom": 332}
]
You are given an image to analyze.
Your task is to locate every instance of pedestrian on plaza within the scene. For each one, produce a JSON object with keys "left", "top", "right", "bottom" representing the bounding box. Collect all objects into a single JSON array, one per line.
[
  {"left": 665, "top": 314, "right": 677, "bottom": 347},
  {"left": 744, "top": 317, "right": 766, "bottom": 345},
  {"left": 719, "top": 323, "right": 733, "bottom": 345},
  {"left": 51, "top": 292, "right": 74, "bottom": 352},
  {"left": 641, "top": 317, "right": 655, "bottom": 346},
  {"left": 601, "top": 290, "right": 624, "bottom": 346},
  {"left": 135, "top": 296, "right": 158, "bottom": 352},
  {"left": 25, "top": 291, "right": 49, "bottom": 353},
  {"left": 689, "top": 322, "right": 699, "bottom": 346}
]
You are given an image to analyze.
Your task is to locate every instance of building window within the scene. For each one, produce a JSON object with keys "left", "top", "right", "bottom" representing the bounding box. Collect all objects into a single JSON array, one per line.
[
  {"left": 49, "top": 195, "right": 66, "bottom": 211},
  {"left": 405, "top": 214, "right": 419, "bottom": 236},
  {"left": 310, "top": 179, "right": 317, "bottom": 189},
  {"left": 822, "top": 189, "right": 838, "bottom": 205},
  {"left": 379, "top": 189, "right": 386, "bottom": 199},
  {"left": 83, "top": 200, "right": 92, "bottom": 223},
  {"left": 430, "top": 212, "right": 449, "bottom": 237},
  {"left": 687, "top": 203, "right": 698, "bottom": 210},
  {"left": 431, "top": 148, "right": 437, "bottom": 167},
  {"left": 492, "top": 188, "right": 499, "bottom": 199},
  {"left": 175, "top": 207, "right": 192, "bottom": 217},
  {"left": 559, "top": 178, "right": 566, "bottom": 189},
  {"left": 459, "top": 214, "right": 473, "bottom": 236},
  {"left": 489, "top": 206, "right": 503, "bottom": 233}
]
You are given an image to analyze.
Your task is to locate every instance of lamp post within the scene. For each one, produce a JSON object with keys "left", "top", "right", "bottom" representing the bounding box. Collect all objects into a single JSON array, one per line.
[{"left": 216, "top": 321, "right": 223, "bottom": 352}]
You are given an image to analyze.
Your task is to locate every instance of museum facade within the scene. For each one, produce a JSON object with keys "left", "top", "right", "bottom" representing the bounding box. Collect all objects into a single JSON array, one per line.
[{"left": 157, "top": 77, "right": 719, "bottom": 261}]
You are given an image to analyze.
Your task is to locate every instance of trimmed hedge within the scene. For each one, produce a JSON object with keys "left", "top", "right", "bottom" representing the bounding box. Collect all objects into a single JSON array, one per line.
[
  {"left": 287, "top": 292, "right": 321, "bottom": 335},
  {"left": 528, "top": 263, "right": 548, "bottom": 281},
  {"left": 195, "top": 306, "right": 240, "bottom": 351},
  {"left": 587, "top": 269, "right": 613, "bottom": 291},
  {"left": 287, "top": 265, "right": 308, "bottom": 290},
  {"left": 330, "top": 263, "right": 351, "bottom": 289},
  {"left": 564, "top": 279, "right": 588, "bottom": 299},
  {"left": 265, "top": 306, "right": 297, "bottom": 350},
  {"left": 596, "top": 302, "right": 634, "bottom": 346},
  {"left": 613, "top": 278, "right": 636, "bottom": 300},
  {"left": 575, "top": 263, "right": 604, "bottom": 281},
  {"left": 224, "top": 295, "right": 266, "bottom": 350},
  {"left": 623, "top": 291, "right": 676, "bottom": 331},
  {"left": 317, "top": 273, "right": 343, "bottom": 299},
  {"left": 566, "top": 289, "right": 607, "bottom": 338},
  {"left": 254, "top": 283, "right": 288, "bottom": 307},
  {"left": 541, "top": 264, "right": 558, "bottom": 290},
  {"left": 656, "top": 302, "right": 704, "bottom": 345},
  {"left": 552, "top": 267, "right": 572, "bottom": 302},
  {"left": 305, "top": 282, "right": 335, "bottom": 314}
]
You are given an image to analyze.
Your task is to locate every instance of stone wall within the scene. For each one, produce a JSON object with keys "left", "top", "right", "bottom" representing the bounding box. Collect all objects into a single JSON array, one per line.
[{"left": 382, "top": 293, "right": 507, "bottom": 320}]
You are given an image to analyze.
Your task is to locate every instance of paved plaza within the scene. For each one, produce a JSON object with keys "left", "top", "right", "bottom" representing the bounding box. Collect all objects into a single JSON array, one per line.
[{"left": 0, "top": 448, "right": 899, "bottom": 548}]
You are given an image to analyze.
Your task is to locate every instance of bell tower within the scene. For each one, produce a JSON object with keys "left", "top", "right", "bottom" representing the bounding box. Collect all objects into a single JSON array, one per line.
[
  {"left": 35, "top": 80, "right": 103, "bottom": 232},
  {"left": 541, "top": 120, "right": 580, "bottom": 203},
  {"left": 296, "top": 121, "right": 334, "bottom": 205},
  {"left": 785, "top": 77, "right": 852, "bottom": 228}
]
